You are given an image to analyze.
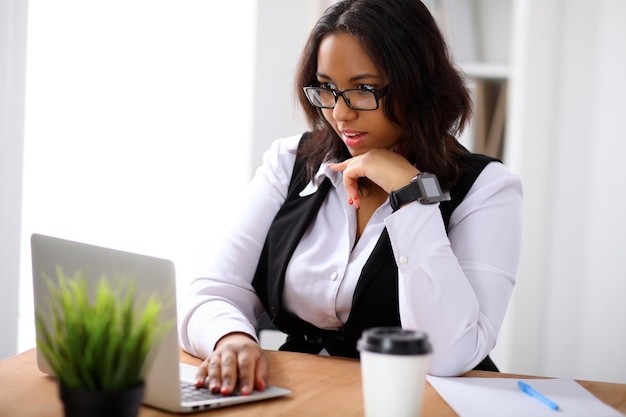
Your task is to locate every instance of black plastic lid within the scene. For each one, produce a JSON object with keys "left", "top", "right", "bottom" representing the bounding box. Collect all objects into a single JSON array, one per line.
[{"left": 357, "top": 327, "right": 432, "bottom": 355}]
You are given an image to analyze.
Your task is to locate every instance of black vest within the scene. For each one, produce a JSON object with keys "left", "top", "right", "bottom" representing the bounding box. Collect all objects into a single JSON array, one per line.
[{"left": 252, "top": 134, "right": 499, "bottom": 371}]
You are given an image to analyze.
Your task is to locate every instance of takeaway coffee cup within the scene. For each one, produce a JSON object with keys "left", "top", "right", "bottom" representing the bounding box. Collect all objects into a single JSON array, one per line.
[{"left": 357, "top": 327, "right": 432, "bottom": 417}]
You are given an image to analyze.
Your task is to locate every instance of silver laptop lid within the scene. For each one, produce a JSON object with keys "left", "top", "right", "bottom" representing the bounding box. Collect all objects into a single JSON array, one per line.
[
  {"left": 31, "top": 233, "right": 183, "bottom": 411},
  {"left": 31, "top": 233, "right": 291, "bottom": 413}
]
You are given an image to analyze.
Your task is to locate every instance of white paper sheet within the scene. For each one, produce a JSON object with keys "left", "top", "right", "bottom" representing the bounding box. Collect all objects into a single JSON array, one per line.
[
  {"left": 179, "top": 362, "right": 200, "bottom": 384},
  {"left": 427, "top": 376, "right": 624, "bottom": 417}
]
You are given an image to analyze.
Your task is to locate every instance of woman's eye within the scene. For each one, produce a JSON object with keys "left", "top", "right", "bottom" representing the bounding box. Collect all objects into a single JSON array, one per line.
[
  {"left": 358, "top": 84, "right": 377, "bottom": 91},
  {"left": 319, "top": 82, "right": 334, "bottom": 90}
]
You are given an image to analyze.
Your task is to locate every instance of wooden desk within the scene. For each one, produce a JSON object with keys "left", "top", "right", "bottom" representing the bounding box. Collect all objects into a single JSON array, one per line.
[{"left": 1, "top": 349, "right": 625, "bottom": 416}]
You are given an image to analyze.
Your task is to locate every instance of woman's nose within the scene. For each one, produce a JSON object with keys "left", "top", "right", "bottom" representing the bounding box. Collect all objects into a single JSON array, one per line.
[{"left": 332, "top": 95, "right": 358, "bottom": 121}]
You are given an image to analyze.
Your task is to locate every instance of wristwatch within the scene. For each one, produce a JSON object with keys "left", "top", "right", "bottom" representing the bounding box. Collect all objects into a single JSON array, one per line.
[{"left": 388, "top": 172, "right": 450, "bottom": 211}]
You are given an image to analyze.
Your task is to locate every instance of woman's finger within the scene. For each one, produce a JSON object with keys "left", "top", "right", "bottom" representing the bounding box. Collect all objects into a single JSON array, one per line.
[
  {"left": 195, "top": 359, "right": 209, "bottom": 387},
  {"left": 218, "top": 350, "right": 238, "bottom": 394},
  {"left": 206, "top": 354, "right": 223, "bottom": 393},
  {"left": 329, "top": 160, "right": 362, "bottom": 208},
  {"left": 236, "top": 348, "right": 257, "bottom": 395},
  {"left": 254, "top": 353, "right": 270, "bottom": 391}
]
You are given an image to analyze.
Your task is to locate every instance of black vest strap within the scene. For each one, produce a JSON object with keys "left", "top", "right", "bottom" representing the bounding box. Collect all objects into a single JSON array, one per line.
[
  {"left": 440, "top": 153, "right": 499, "bottom": 231},
  {"left": 252, "top": 133, "right": 500, "bottom": 371}
]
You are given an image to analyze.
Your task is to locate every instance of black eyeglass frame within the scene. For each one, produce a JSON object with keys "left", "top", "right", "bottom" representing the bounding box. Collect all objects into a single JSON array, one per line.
[{"left": 302, "top": 85, "right": 389, "bottom": 111}]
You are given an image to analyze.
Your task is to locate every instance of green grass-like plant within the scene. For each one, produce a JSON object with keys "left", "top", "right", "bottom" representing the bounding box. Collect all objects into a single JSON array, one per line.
[{"left": 35, "top": 267, "right": 174, "bottom": 392}]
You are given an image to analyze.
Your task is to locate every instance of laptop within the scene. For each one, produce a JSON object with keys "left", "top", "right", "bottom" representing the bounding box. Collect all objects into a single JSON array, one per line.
[{"left": 31, "top": 233, "right": 291, "bottom": 413}]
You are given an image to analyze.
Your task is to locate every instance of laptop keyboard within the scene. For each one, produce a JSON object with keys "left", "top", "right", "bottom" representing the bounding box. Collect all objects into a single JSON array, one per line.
[{"left": 180, "top": 382, "right": 241, "bottom": 402}]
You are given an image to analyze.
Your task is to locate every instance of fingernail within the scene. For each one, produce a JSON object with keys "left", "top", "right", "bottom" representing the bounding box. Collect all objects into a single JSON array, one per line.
[{"left": 348, "top": 198, "right": 353, "bottom": 205}]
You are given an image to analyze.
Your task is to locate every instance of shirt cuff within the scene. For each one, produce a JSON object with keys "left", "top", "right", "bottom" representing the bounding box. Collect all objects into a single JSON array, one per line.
[{"left": 183, "top": 302, "right": 259, "bottom": 358}]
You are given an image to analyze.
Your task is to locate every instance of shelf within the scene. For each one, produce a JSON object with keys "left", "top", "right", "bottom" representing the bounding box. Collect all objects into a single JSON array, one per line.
[
  {"left": 425, "top": 0, "right": 512, "bottom": 160},
  {"left": 459, "top": 62, "right": 509, "bottom": 80}
]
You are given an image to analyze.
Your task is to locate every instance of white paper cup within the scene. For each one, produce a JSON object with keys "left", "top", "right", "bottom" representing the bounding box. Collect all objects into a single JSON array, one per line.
[{"left": 357, "top": 327, "right": 432, "bottom": 417}]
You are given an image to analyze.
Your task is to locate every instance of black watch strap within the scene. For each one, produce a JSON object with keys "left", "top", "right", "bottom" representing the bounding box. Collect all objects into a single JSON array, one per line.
[
  {"left": 389, "top": 182, "right": 422, "bottom": 211},
  {"left": 389, "top": 172, "right": 449, "bottom": 211}
]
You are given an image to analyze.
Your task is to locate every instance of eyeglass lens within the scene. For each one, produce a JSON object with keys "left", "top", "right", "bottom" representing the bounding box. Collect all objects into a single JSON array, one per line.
[{"left": 307, "top": 88, "right": 378, "bottom": 110}]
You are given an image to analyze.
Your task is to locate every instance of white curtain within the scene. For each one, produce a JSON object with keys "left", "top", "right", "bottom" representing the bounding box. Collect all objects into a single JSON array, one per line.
[{"left": 498, "top": 0, "right": 626, "bottom": 384}]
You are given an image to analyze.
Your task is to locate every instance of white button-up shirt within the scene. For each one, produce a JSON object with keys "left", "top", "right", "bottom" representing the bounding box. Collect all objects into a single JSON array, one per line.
[{"left": 179, "top": 133, "right": 523, "bottom": 376}]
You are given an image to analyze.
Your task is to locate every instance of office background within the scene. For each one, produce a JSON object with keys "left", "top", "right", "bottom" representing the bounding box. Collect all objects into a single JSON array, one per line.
[{"left": 1, "top": 0, "right": 625, "bottom": 384}]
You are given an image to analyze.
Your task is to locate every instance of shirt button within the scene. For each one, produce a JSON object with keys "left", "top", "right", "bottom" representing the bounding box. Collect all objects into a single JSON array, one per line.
[
  {"left": 330, "top": 272, "right": 339, "bottom": 281},
  {"left": 399, "top": 256, "right": 408, "bottom": 265}
]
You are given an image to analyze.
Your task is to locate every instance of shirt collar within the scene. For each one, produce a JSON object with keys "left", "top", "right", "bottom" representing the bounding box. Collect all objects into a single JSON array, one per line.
[{"left": 298, "top": 160, "right": 343, "bottom": 197}]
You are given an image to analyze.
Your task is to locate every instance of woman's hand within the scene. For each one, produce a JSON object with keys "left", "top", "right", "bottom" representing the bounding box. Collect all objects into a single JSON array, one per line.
[
  {"left": 328, "top": 148, "right": 418, "bottom": 209},
  {"left": 195, "top": 332, "right": 268, "bottom": 396}
]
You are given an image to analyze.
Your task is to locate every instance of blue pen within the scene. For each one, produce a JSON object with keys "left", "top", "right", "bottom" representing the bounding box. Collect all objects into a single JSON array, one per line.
[{"left": 518, "top": 380, "right": 560, "bottom": 411}]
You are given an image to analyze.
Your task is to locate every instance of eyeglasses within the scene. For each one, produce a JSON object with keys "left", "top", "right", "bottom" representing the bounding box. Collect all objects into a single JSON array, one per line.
[{"left": 303, "top": 85, "right": 389, "bottom": 111}]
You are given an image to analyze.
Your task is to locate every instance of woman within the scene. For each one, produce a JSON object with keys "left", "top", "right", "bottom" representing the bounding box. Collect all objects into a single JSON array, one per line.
[{"left": 180, "top": 0, "right": 522, "bottom": 396}]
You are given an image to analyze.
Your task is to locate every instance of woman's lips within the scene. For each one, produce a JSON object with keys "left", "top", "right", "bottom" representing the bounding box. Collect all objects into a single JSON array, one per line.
[{"left": 341, "top": 130, "right": 367, "bottom": 147}]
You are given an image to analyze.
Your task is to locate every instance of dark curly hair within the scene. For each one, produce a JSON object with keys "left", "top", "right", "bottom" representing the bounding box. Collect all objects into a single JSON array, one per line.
[{"left": 294, "top": 0, "right": 472, "bottom": 190}]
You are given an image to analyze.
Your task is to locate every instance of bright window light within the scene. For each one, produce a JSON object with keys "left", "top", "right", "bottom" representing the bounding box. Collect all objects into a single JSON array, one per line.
[{"left": 19, "top": 0, "right": 257, "bottom": 352}]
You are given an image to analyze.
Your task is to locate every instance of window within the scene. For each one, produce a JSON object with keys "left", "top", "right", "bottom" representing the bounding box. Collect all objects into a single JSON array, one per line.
[{"left": 18, "top": 0, "right": 257, "bottom": 351}]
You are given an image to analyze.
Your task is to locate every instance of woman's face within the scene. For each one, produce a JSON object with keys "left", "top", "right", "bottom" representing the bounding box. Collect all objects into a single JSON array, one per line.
[{"left": 316, "top": 32, "right": 404, "bottom": 156}]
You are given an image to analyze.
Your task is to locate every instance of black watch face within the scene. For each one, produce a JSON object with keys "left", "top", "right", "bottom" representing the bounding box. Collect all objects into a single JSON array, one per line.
[
  {"left": 420, "top": 174, "right": 442, "bottom": 198},
  {"left": 390, "top": 172, "right": 449, "bottom": 210},
  {"left": 414, "top": 173, "right": 450, "bottom": 204}
]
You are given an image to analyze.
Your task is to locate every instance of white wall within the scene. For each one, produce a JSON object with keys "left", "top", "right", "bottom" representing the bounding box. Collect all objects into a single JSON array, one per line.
[
  {"left": 250, "top": 0, "right": 316, "bottom": 172},
  {"left": 0, "top": 0, "right": 27, "bottom": 360}
]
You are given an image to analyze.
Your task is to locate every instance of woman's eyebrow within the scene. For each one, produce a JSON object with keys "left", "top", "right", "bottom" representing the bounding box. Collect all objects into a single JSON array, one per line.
[{"left": 315, "top": 72, "right": 382, "bottom": 82}]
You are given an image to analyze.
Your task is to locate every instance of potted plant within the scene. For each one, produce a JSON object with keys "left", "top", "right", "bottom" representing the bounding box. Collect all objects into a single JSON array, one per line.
[{"left": 35, "top": 268, "right": 173, "bottom": 417}]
